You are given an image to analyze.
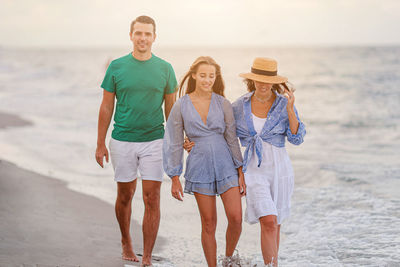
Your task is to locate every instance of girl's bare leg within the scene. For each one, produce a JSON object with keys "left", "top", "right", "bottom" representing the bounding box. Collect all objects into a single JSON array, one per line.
[
  {"left": 220, "top": 187, "right": 242, "bottom": 256},
  {"left": 194, "top": 193, "right": 217, "bottom": 267}
]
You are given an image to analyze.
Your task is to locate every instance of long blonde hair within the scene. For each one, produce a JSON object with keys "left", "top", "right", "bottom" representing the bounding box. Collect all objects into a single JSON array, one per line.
[{"left": 179, "top": 56, "right": 225, "bottom": 98}]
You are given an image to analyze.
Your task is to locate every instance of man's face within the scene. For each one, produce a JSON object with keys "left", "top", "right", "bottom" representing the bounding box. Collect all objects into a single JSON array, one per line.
[{"left": 130, "top": 22, "right": 156, "bottom": 53}]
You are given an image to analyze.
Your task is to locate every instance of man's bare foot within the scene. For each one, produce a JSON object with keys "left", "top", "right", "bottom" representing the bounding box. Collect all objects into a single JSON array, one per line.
[{"left": 121, "top": 242, "right": 139, "bottom": 262}]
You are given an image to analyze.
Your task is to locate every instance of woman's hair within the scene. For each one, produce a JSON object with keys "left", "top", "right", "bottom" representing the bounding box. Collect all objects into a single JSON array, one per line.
[
  {"left": 244, "top": 79, "right": 292, "bottom": 95},
  {"left": 178, "top": 56, "right": 225, "bottom": 98}
]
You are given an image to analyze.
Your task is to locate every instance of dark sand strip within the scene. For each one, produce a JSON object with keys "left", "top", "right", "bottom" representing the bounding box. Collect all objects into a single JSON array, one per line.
[
  {"left": 0, "top": 111, "right": 32, "bottom": 129},
  {"left": 0, "top": 160, "right": 165, "bottom": 267}
]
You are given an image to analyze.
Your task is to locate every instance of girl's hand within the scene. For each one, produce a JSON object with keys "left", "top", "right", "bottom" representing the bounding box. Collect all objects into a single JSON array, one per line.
[
  {"left": 238, "top": 170, "right": 246, "bottom": 197},
  {"left": 171, "top": 176, "right": 184, "bottom": 201},
  {"left": 183, "top": 137, "right": 195, "bottom": 153}
]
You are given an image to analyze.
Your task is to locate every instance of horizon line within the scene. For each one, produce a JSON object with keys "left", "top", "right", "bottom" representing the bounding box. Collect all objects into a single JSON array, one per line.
[{"left": 1, "top": 43, "right": 400, "bottom": 50}]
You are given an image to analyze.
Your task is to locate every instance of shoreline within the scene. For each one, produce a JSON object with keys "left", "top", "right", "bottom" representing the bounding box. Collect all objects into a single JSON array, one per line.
[
  {"left": 0, "top": 110, "right": 170, "bottom": 266},
  {"left": 0, "top": 111, "right": 33, "bottom": 129},
  {"left": 0, "top": 159, "right": 167, "bottom": 267}
]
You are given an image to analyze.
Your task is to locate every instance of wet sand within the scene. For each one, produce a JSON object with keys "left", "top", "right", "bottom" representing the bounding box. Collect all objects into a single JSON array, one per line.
[
  {"left": 0, "top": 111, "right": 169, "bottom": 267},
  {"left": 0, "top": 159, "right": 155, "bottom": 267},
  {"left": 0, "top": 111, "right": 32, "bottom": 129},
  {"left": 0, "top": 158, "right": 171, "bottom": 267}
]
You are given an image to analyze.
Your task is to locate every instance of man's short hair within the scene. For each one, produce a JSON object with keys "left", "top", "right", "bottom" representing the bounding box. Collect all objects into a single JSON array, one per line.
[{"left": 130, "top": 15, "right": 156, "bottom": 34}]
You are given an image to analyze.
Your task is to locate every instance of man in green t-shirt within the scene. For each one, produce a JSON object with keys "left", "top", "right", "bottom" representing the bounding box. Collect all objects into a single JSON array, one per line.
[{"left": 95, "top": 15, "right": 177, "bottom": 265}]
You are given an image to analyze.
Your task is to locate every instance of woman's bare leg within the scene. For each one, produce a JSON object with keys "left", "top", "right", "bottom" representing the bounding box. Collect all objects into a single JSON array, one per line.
[
  {"left": 220, "top": 187, "right": 242, "bottom": 257},
  {"left": 260, "top": 215, "right": 278, "bottom": 266},
  {"left": 194, "top": 193, "right": 217, "bottom": 267}
]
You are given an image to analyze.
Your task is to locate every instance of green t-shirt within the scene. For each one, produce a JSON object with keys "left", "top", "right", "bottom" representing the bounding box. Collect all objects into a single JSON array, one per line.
[{"left": 101, "top": 53, "right": 177, "bottom": 142}]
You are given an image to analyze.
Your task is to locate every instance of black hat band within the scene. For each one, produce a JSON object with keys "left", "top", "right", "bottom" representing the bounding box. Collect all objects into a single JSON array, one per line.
[{"left": 251, "top": 67, "right": 277, "bottom": 76}]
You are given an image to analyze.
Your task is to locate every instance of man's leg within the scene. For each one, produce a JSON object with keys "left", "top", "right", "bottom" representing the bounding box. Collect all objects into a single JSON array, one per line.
[
  {"left": 141, "top": 180, "right": 161, "bottom": 265},
  {"left": 116, "top": 180, "right": 139, "bottom": 262}
]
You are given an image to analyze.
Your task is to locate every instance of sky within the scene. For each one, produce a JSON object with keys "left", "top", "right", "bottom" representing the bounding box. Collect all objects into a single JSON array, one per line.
[{"left": 1, "top": 0, "right": 400, "bottom": 47}]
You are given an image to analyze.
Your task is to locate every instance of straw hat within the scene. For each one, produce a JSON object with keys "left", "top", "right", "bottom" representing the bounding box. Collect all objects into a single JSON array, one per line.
[{"left": 239, "top": 57, "right": 287, "bottom": 84}]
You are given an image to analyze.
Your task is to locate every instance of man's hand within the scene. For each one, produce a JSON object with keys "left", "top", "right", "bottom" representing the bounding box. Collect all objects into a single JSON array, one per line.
[
  {"left": 95, "top": 144, "right": 109, "bottom": 168},
  {"left": 96, "top": 90, "right": 114, "bottom": 168}
]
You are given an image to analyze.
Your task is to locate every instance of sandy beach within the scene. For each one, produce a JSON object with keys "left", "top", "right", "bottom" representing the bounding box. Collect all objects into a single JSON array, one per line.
[
  {"left": 0, "top": 112, "right": 167, "bottom": 267},
  {"left": 0, "top": 110, "right": 254, "bottom": 267},
  {"left": 0, "top": 159, "right": 169, "bottom": 267}
]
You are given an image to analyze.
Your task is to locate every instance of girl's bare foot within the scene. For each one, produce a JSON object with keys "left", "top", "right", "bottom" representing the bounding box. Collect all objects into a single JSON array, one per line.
[{"left": 121, "top": 242, "right": 139, "bottom": 262}]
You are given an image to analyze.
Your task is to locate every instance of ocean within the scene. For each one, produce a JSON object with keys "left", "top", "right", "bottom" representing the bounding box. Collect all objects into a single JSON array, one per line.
[{"left": 0, "top": 46, "right": 399, "bottom": 266}]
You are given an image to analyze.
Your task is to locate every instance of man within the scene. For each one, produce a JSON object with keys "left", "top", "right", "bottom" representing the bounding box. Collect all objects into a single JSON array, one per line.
[{"left": 95, "top": 15, "right": 177, "bottom": 266}]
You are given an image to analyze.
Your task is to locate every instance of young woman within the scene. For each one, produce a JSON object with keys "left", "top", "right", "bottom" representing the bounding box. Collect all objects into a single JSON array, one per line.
[
  {"left": 163, "top": 56, "right": 246, "bottom": 267},
  {"left": 232, "top": 57, "right": 306, "bottom": 266}
]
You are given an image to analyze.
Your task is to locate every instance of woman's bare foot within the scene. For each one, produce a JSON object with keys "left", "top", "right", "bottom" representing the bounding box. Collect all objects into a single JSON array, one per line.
[
  {"left": 121, "top": 241, "right": 139, "bottom": 262},
  {"left": 141, "top": 255, "right": 152, "bottom": 266}
]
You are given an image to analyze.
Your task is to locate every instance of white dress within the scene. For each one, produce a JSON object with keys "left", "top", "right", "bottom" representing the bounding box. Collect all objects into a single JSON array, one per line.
[{"left": 244, "top": 114, "right": 295, "bottom": 225}]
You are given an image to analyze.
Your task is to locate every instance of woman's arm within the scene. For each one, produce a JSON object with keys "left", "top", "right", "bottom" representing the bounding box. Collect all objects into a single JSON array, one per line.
[
  {"left": 284, "top": 89, "right": 306, "bottom": 145},
  {"left": 287, "top": 106, "right": 300, "bottom": 135}
]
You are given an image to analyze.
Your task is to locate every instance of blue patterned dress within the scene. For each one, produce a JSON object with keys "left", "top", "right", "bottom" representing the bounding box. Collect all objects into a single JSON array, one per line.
[{"left": 163, "top": 93, "right": 243, "bottom": 196}]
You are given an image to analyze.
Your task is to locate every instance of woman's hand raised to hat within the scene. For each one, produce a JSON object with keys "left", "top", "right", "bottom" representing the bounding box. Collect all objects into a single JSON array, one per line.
[
  {"left": 284, "top": 87, "right": 300, "bottom": 135},
  {"left": 284, "top": 87, "right": 295, "bottom": 110}
]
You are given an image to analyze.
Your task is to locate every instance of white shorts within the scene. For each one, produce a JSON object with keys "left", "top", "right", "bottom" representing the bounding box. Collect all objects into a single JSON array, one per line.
[{"left": 109, "top": 138, "right": 163, "bottom": 183}]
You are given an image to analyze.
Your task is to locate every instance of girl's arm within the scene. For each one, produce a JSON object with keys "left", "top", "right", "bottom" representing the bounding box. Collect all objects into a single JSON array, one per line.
[
  {"left": 222, "top": 98, "right": 244, "bottom": 167},
  {"left": 163, "top": 100, "right": 184, "bottom": 178}
]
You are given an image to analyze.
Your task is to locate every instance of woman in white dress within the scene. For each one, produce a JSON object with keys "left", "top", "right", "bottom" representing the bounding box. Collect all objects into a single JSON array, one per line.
[{"left": 232, "top": 57, "right": 306, "bottom": 266}]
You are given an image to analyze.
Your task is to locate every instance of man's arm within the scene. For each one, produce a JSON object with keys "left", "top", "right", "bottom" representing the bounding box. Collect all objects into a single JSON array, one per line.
[
  {"left": 164, "top": 91, "right": 176, "bottom": 121},
  {"left": 95, "top": 90, "right": 115, "bottom": 167}
]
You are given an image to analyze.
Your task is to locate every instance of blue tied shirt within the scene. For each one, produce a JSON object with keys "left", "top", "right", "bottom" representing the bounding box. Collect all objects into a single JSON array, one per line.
[{"left": 232, "top": 91, "right": 306, "bottom": 172}]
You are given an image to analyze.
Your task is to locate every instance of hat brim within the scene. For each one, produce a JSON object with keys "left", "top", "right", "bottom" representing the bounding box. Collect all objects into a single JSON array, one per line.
[{"left": 239, "top": 73, "right": 287, "bottom": 84}]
